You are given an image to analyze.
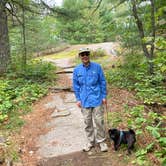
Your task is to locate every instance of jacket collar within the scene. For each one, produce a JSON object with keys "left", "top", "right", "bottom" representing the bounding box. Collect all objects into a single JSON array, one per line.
[{"left": 82, "top": 62, "right": 91, "bottom": 68}]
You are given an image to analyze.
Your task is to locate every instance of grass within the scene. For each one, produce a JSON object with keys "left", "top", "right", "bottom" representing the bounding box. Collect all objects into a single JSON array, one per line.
[{"left": 41, "top": 49, "right": 78, "bottom": 60}]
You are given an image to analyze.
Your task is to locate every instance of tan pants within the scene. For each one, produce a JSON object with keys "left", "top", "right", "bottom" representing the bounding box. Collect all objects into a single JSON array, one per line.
[{"left": 81, "top": 105, "right": 106, "bottom": 144}]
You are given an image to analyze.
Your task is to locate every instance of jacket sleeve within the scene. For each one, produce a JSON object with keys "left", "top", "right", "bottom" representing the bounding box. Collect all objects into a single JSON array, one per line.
[
  {"left": 73, "top": 68, "right": 81, "bottom": 101},
  {"left": 98, "top": 65, "right": 107, "bottom": 99}
]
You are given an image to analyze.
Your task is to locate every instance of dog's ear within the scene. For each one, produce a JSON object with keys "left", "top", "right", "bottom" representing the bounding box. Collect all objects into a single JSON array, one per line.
[
  {"left": 108, "top": 129, "right": 111, "bottom": 134},
  {"left": 129, "top": 129, "right": 135, "bottom": 135}
]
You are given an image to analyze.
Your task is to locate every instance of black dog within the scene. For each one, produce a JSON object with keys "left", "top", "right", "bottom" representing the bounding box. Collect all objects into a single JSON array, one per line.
[{"left": 108, "top": 128, "right": 136, "bottom": 154}]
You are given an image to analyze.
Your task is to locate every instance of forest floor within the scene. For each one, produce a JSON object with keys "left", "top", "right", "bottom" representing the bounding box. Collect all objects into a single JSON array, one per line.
[{"left": 13, "top": 42, "right": 140, "bottom": 166}]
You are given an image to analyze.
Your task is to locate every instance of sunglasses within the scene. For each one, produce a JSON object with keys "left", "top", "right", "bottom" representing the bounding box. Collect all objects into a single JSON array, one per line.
[{"left": 80, "top": 52, "right": 90, "bottom": 57}]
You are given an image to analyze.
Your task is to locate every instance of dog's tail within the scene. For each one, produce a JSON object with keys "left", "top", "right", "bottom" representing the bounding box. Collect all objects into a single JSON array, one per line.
[{"left": 129, "top": 129, "right": 135, "bottom": 135}]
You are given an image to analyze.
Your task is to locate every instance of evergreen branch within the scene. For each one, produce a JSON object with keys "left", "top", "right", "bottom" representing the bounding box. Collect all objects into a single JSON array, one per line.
[{"left": 40, "top": 0, "right": 70, "bottom": 18}]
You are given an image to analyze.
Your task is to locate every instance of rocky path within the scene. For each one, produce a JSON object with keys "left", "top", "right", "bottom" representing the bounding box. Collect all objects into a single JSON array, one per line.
[
  {"left": 36, "top": 58, "right": 87, "bottom": 160},
  {"left": 15, "top": 42, "right": 134, "bottom": 166}
]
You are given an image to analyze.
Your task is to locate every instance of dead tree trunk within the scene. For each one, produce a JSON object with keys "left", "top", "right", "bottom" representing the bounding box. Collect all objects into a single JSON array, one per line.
[{"left": 0, "top": 1, "right": 10, "bottom": 74}]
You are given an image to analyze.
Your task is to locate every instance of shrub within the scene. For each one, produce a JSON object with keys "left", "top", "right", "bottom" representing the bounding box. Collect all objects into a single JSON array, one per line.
[
  {"left": 0, "top": 60, "right": 56, "bottom": 126},
  {"left": 106, "top": 52, "right": 166, "bottom": 105},
  {"left": 8, "top": 60, "right": 56, "bottom": 82},
  {"left": 90, "top": 48, "right": 107, "bottom": 59}
]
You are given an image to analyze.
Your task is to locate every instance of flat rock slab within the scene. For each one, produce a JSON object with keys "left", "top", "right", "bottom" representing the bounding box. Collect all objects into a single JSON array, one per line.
[
  {"left": 51, "top": 110, "right": 71, "bottom": 118},
  {"left": 37, "top": 92, "right": 87, "bottom": 158}
]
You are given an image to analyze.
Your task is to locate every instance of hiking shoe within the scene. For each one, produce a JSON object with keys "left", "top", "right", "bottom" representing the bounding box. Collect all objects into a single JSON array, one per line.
[
  {"left": 83, "top": 143, "right": 94, "bottom": 152},
  {"left": 99, "top": 142, "right": 108, "bottom": 152}
]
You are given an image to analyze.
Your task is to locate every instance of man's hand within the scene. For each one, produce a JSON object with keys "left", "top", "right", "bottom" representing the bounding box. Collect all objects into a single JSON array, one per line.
[
  {"left": 76, "top": 101, "right": 81, "bottom": 108},
  {"left": 102, "top": 98, "right": 107, "bottom": 105}
]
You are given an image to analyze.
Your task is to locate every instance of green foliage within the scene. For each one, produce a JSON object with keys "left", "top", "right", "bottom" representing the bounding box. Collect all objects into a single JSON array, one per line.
[
  {"left": 135, "top": 73, "right": 166, "bottom": 104},
  {"left": 109, "top": 102, "right": 165, "bottom": 165},
  {"left": 123, "top": 105, "right": 165, "bottom": 165},
  {"left": 20, "top": 60, "right": 56, "bottom": 82},
  {"left": 106, "top": 53, "right": 147, "bottom": 89},
  {"left": 25, "top": 15, "right": 61, "bottom": 53},
  {"left": 106, "top": 51, "right": 166, "bottom": 105},
  {"left": 146, "top": 126, "right": 161, "bottom": 139},
  {"left": 158, "top": 137, "right": 166, "bottom": 147},
  {"left": 9, "top": 14, "right": 63, "bottom": 68},
  {"left": 108, "top": 111, "right": 122, "bottom": 128},
  {"left": 0, "top": 78, "right": 47, "bottom": 124},
  {"left": 134, "top": 149, "right": 147, "bottom": 165},
  {"left": 56, "top": 0, "right": 106, "bottom": 44},
  {"left": 154, "top": 37, "right": 166, "bottom": 74},
  {"left": 0, "top": 60, "right": 56, "bottom": 127},
  {"left": 8, "top": 60, "right": 56, "bottom": 82}
]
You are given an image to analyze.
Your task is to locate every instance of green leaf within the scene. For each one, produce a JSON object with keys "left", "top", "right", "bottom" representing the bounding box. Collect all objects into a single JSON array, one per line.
[
  {"left": 152, "top": 130, "right": 161, "bottom": 139},
  {"left": 158, "top": 137, "right": 166, "bottom": 146},
  {"left": 136, "top": 130, "right": 143, "bottom": 135},
  {"left": 162, "top": 157, "right": 166, "bottom": 166},
  {"left": 136, "top": 149, "right": 147, "bottom": 157},
  {"left": 146, "top": 143, "right": 154, "bottom": 152}
]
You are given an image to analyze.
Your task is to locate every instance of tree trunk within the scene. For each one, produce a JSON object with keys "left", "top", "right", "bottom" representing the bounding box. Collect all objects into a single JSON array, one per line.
[
  {"left": 131, "top": 0, "right": 149, "bottom": 57},
  {"left": 22, "top": 0, "right": 27, "bottom": 70},
  {"left": 0, "top": 1, "right": 10, "bottom": 74},
  {"left": 131, "top": 0, "right": 154, "bottom": 74},
  {"left": 149, "top": 0, "right": 155, "bottom": 74}
]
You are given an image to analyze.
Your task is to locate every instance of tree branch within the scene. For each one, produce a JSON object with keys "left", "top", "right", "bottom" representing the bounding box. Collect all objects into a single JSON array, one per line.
[
  {"left": 6, "top": 2, "right": 22, "bottom": 25},
  {"left": 40, "top": 0, "right": 70, "bottom": 17},
  {"left": 92, "top": 0, "right": 102, "bottom": 14},
  {"left": 92, "top": 0, "right": 126, "bottom": 15},
  {"left": 110, "top": 0, "right": 126, "bottom": 11},
  {"left": 10, "top": 0, "right": 42, "bottom": 15}
]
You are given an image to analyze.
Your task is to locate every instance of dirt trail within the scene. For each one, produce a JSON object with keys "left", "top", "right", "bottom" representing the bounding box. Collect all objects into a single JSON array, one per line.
[{"left": 15, "top": 42, "right": 137, "bottom": 166}]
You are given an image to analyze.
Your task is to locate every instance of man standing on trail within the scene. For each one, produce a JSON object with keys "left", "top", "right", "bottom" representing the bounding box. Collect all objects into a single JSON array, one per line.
[{"left": 73, "top": 48, "right": 108, "bottom": 152}]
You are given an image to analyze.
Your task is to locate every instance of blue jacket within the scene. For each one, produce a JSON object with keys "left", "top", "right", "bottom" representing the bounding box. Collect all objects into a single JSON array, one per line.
[{"left": 73, "top": 62, "right": 107, "bottom": 108}]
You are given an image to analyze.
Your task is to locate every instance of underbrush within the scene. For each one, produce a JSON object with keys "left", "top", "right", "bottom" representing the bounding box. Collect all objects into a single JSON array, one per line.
[
  {"left": 108, "top": 103, "right": 165, "bottom": 165},
  {"left": 90, "top": 48, "right": 107, "bottom": 59},
  {"left": 106, "top": 53, "right": 166, "bottom": 105},
  {"left": 0, "top": 60, "right": 56, "bottom": 129},
  {"left": 106, "top": 52, "right": 166, "bottom": 165}
]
